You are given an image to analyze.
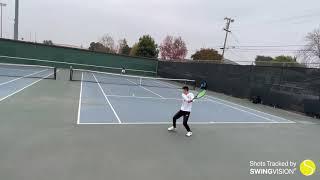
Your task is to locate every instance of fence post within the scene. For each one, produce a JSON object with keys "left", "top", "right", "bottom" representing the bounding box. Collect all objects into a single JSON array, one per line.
[
  {"left": 280, "top": 65, "right": 284, "bottom": 84},
  {"left": 155, "top": 60, "right": 159, "bottom": 77}
]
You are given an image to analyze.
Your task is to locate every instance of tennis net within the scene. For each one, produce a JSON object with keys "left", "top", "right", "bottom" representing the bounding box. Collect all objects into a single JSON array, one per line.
[
  {"left": 0, "top": 63, "right": 56, "bottom": 79},
  {"left": 70, "top": 68, "right": 196, "bottom": 89},
  {"left": 0, "top": 55, "right": 157, "bottom": 77}
]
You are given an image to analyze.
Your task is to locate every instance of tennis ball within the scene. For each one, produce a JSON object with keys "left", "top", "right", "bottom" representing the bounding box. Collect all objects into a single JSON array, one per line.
[{"left": 300, "top": 159, "right": 316, "bottom": 176}]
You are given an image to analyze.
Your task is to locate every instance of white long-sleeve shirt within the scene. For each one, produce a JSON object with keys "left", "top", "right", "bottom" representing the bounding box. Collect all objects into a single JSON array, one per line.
[{"left": 181, "top": 93, "right": 194, "bottom": 112}]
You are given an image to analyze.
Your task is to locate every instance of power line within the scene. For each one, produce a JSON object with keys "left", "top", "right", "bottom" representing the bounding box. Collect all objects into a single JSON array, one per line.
[
  {"left": 229, "top": 33, "right": 241, "bottom": 45},
  {"left": 190, "top": 44, "right": 306, "bottom": 50},
  {"left": 231, "top": 48, "right": 304, "bottom": 51},
  {"left": 230, "top": 48, "right": 309, "bottom": 53},
  {"left": 228, "top": 45, "right": 305, "bottom": 48},
  {"left": 228, "top": 49, "right": 252, "bottom": 62},
  {"left": 228, "top": 33, "right": 305, "bottom": 48},
  {"left": 269, "top": 12, "right": 320, "bottom": 23},
  {"left": 228, "top": 33, "right": 253, "bottom": 61}
]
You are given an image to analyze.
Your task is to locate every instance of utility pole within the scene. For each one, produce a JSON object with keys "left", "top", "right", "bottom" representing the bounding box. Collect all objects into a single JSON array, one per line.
[
  {"left": 14, "top": 0, "right": 19, "bottom": 40},
  {"left": 221, "top": 17, "right": 234, "bottom": 61},
  {"left": 0, "top": 2, "right": 7, "bottom": 38}
]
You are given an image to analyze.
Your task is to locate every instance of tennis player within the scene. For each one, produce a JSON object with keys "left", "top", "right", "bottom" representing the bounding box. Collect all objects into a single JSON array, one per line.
[
  {"left": 121, "top": 67, "right": 126, "bottom": 74},
  {"left": 168, "top": 86, "right": 194, "bottom": 137}
]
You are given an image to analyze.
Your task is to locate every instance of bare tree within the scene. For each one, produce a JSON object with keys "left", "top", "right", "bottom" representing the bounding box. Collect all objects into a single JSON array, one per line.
[
  {"left": 118, "top": 39, "right": 131, "bottom": 55},
  {"left": 299, "top": 28, "right": 320, "bottom": 66},
  {"left": 99, "top": 34, "right": 116, "bottom": 53}
]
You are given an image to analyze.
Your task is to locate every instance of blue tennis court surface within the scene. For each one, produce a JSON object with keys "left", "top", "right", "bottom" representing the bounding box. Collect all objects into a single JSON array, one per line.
[
  {"left": 0, "top": 64, "right": 56, "bottom": 102},
  {"left": 77, "top": 72, "right": 295, "bottom": 125}
]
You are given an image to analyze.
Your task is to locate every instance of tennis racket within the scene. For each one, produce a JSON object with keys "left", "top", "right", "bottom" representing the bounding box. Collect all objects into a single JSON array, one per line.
[
  {"left": 192, "top": 81, "right": 207, "bottom": 100},
  {"left": 192, "top": 89, "right": 206, "bottom": 100}
]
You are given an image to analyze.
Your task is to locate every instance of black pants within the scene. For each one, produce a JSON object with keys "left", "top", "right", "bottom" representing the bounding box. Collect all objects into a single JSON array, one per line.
[{"left": 173, "top": 110, "right": 191, "bottom": 132}]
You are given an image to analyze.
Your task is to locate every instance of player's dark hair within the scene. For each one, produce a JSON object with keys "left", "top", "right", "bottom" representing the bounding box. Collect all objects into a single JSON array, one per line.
[{"left": 182, "top": 86, "right": 189, "bottom": 91}]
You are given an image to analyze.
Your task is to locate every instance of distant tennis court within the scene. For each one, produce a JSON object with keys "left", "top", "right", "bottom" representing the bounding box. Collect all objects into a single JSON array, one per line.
[{"left": 0, "top": 63, "right": 56, "bottom": 102}]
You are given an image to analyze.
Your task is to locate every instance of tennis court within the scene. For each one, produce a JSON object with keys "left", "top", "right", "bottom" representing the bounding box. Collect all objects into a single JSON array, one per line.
[
  {"left": 73, "top": 68, "right": 295, "bottom": 125},
  {"left": 0, "top": 63, "right": 56, "bottom": 102}
]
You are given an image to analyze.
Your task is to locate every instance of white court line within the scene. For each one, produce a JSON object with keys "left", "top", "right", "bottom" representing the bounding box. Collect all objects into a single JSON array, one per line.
[
  {"left": 93, "top": 73, "right": 122, "bottom": 124},
  {"left": 146, "top": 81, "right": 294, "bottom": 123},
  {"left": 125, "top": 78, "right": 164, "bottom": 98},
  {"left": 105, "top": 94, "right": 209, "bottom": 101},
  {"left": 154, "top": 79, "right": 197, "bottom": 94},
  {"left": 0, "top": 69, "right": 48, "bottom": 86},
  {"left": 147, "top": 80, "right": 277, "bottom": 122},
  {"left": 206, "top": 95, "right": 295, "bottom": 123},
  {"left": 0, "top": 72, "right": 54, "bottom": 102},
  {"left": 138, "top": 79, "right": 292, "bottom": 123},
  {"left": 91, "top": 73, "right": 113, "bottom": 95},
  {"left": 78, "top": 122, "right": 211, "bottom": 125},
  {"left": 211, "top": 121, "right": 296, "bottom": 124},
  {"left": 78, "top": 121, "right": 296, "bottom": 125},
  {"left": 151, "top": 79, "right": 177, "bottom": 88},
  {"left": 107, "top": 94, "right": 178, "bottom": 100},
  {"left": 0, "top": 62, "right": 55, "bottom": 69},
  {"left": 205, "top": 98, "right": 277, "bottom": 122},
  {"left": 0, "top": 67, "right": 44, "bottom": 72},
  {"left": 152, "top": 79, "right": 198, "bottom": 96},
  {"left": 76, "top": 72, "right": 84, "bottom": 125}
]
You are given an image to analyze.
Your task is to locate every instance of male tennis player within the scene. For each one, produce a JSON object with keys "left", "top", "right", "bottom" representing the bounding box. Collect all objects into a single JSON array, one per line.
[
  {"left": 168, "top": 86, "right": 194, "bottom": 137},
  {"left": 121, "top": 67, "right": 126, "bottom": 74}
]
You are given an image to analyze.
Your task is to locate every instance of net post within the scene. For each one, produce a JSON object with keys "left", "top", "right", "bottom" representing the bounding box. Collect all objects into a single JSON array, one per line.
[
  {"left": 69, "top": 66, "right": 73, "bottom": 81},
  {"left": 54, "top": 67, "right": 57, "bottom": 80},
  {"left": 139, "top": 78, "right": 142, "bottom": 86}
]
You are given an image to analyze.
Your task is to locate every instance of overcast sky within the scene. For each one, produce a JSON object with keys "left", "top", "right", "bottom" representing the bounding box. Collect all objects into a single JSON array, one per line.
[{"left": 1, "top": 0, "right": 320, "bottom": 63}]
